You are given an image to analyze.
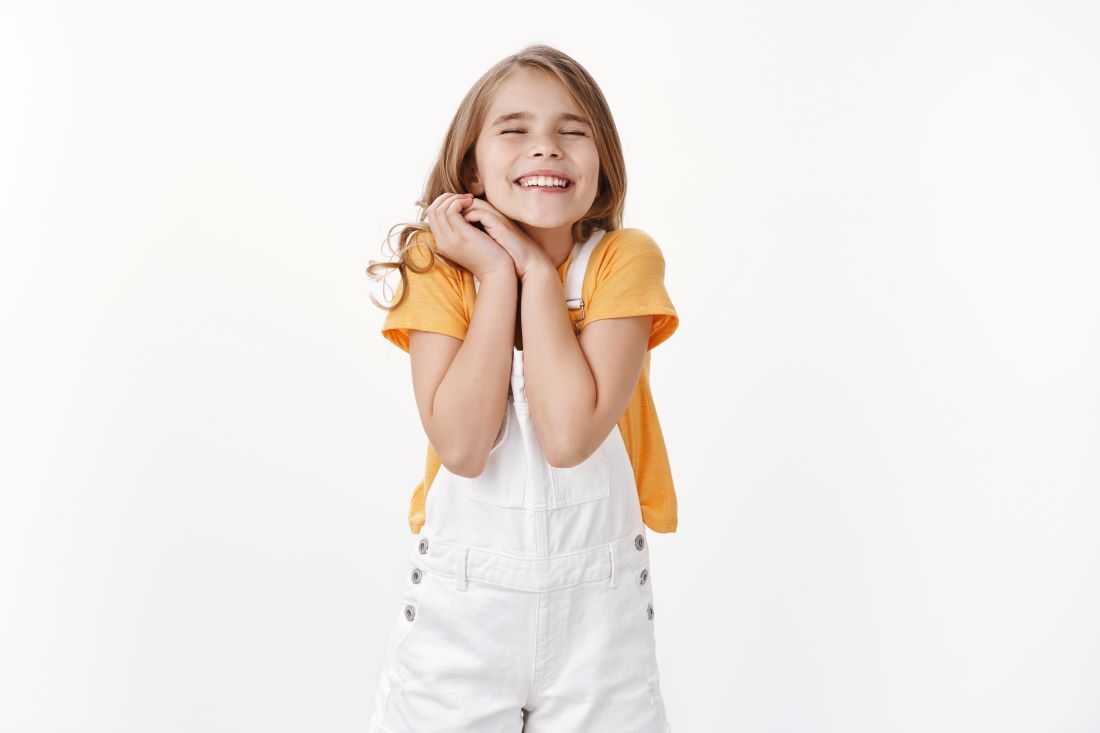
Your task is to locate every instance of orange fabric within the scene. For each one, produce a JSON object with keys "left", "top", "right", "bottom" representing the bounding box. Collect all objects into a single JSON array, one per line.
[{"left": 382, "top": 227, "right": 680, "bottom": 533}]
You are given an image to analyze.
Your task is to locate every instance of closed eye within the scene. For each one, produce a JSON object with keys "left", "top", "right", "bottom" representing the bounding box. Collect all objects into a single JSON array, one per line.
[{"left": 501, "top": 129, "right": 589, "bottom": 136}]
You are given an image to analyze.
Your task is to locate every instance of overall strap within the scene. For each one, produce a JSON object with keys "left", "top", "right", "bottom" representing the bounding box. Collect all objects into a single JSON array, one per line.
[
  {"left": 472, "top": 228, "right": 606, "bottom": 335},
  {"left": 563, "top": 228, "right": 605, "bottom": 334}
]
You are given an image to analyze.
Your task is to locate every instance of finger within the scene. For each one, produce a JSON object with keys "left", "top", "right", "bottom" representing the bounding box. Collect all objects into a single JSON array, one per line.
[
  {"left": 428, "top": 191, "right": 459, "bottom": 213},
  {"left": 426, "top": 192, "right": 452, "bottom": 222},
  {"left": 428, "top": 193, "right": 461, "bottom": 241},
  {"left": 444, "top": 195, "right": 475, "bottom": 231},
  {"left": 462, "top": 208, "right": 483, "bottom": 226},
  {"left": 425, "top": 194, "right": 444, "bottom": 241},
  {"left": 461, "top": 198, "right": 488, "bottom": 220},
  {"left": 461, "top": 197, "right": 499, "bottom": 226},
  {"left": 428, "top": 193, "right": 459, "bottom": 238}
]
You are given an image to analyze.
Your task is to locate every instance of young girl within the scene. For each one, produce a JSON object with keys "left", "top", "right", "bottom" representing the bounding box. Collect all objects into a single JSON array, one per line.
[{"left": 365, "top": 44, "right": 679, "bottom": 732}]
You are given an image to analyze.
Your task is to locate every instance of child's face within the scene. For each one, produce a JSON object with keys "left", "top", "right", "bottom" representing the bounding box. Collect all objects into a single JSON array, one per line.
[{"left": 469, "top": 67, "right": 600, "bottom": 234}]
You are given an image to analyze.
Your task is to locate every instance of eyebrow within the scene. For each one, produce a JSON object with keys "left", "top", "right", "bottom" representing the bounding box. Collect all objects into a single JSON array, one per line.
[{"left": 490, "top": 111, "right": 592, "bottom": 127}]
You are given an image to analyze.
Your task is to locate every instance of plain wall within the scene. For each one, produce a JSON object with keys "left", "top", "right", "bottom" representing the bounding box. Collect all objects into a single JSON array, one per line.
[{"left": 2, "top": 0, "right": 1098, "bottom": 731}]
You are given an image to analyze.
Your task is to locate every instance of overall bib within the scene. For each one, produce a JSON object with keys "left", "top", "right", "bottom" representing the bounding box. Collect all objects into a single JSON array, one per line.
[{"left": 369, "top": 229, "right": 671, "bottom": 733}]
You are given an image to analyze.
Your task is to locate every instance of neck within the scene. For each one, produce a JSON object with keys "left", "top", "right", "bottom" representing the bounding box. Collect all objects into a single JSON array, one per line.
[{"left": 518, "top": 222, "right": 575, "bottom": 270}]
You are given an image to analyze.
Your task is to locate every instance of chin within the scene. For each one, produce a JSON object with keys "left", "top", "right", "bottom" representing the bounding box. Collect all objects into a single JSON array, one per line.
[
  {"left": 510, "top": 206, "right": 578, "bottom": 229},
  {"left": 518, "top": 215, "right": 569, "bottom": 230},
  {"left": 489, "top": 194, "right": 581, "bottom": 230}
]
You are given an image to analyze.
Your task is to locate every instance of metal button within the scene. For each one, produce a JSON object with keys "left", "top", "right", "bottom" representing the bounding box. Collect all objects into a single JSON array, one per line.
[
  {"left": 404, "top": 604, "right": 416, "bottom": 621},
  {"left": 418, "top": 538, "right": 429, "bottom": 554},
  {"left": 639, "top": 567, "right": 648, "bottom": 585},
  {"left": 646, "top": 602, "right": 654, "bottom": 620},
  {"left": 411, "top": 568, "right": 422, "bottom": 584},
  {"left": 634, "top": 534, "right": 645, "bottom": 551}
]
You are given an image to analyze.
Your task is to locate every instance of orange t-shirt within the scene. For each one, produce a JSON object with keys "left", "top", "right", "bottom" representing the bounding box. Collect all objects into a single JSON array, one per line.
[{"left": 381, "top": 227, "right": 680, "bottom": 533}]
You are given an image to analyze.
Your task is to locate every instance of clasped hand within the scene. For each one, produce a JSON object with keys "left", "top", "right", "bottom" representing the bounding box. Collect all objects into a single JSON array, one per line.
[{"left": 425, "top": 192, "right": 551, "bottom": 282}]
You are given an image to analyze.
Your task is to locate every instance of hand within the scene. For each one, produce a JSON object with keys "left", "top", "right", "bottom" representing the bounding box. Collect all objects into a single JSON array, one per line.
[
  {"left": 460, "top": 197, "right": 553, "bottom": 281},
  {"left": 425, "top": 193, "right": 515, "bottom": 280}
]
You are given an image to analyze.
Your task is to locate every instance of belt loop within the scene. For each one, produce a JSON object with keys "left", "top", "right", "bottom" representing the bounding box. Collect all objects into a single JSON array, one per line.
[
  {"left": 607, "top": 542, "right": 617, "bottom": 588},
  {"left": 455, "top": 547, "right": 469, "bottom": 591}
]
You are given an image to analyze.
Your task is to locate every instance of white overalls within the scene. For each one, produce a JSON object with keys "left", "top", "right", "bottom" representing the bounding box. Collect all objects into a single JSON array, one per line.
[{"left": 369, "top": 229, "right": 672, "bottom": 733}]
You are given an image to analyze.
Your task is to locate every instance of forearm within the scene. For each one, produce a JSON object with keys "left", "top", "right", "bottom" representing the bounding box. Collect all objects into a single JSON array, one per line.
[
  {"left": 520, "top": 260, "right": 597, "bottom": 467},
  {"left": 432, "top": 269, "right": 517, "bottom": 476}
]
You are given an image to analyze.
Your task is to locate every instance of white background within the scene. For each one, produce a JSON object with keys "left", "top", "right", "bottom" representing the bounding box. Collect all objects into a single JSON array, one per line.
[{"left": 3, "top": 1, "right": 1099, "bottom": 731}]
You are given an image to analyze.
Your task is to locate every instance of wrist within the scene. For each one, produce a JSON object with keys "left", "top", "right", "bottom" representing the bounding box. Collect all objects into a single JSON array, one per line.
[
  {"left": 520, "top": 254, "right": 557, "bottom": 285},
  {"left": 474, "top": 262, "right": 519, "bottom": 282}
]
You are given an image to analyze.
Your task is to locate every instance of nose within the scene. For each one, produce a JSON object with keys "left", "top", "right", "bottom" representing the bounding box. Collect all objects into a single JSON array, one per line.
[{"left": 528, "top": 130, "right": 563, "bottom": 159}]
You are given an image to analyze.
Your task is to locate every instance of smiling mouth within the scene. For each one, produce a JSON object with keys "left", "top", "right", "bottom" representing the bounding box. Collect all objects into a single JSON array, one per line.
[{"left": 513, "top": 180, "right": 574, "bottom": 192}]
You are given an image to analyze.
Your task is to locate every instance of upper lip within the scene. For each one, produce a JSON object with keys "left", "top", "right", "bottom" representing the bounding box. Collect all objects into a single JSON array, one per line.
[{"left": 514, "top": 169, "right": 574, "bottom": 184}]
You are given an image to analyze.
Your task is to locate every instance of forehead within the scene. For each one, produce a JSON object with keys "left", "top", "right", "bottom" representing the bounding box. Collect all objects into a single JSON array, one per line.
[{"left": 485, "top": 67, "right": 586, "bottom": 122}]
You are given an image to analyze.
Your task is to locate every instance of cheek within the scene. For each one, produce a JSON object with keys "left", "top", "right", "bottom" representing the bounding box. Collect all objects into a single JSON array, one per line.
[
  {"left": 478, "top": 149, "right": 509, "bottom": 184},
  {"left": 485, "top": 171, "right": 511, "bottom": 194},
  {"left": 582, "top": 170, "right": 601, "bottom": 197},
  {"left": 581, "top": 154, "right": 600, "bottom": 191}
]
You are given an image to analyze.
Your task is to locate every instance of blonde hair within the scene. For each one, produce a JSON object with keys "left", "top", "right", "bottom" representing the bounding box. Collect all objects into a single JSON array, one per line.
[{"left": 366, "top": 43, "right": 628, "bottom": 311}]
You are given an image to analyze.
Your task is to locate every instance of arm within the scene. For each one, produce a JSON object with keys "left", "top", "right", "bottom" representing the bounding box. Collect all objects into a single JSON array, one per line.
[
  {"left": 408, "top": 268, "right": 517, "bottom": 477},
  {"left": 519, "top": 259, "right": 651, "bottom": 467}
]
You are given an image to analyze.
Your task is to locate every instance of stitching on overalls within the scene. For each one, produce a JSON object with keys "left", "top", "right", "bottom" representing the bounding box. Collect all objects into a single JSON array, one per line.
[
  {"left": 455, "top": 547, "right": 468, "bottom": 591},
  {"left": 607, "top": 541, "right": 617, "bottom": 588}
]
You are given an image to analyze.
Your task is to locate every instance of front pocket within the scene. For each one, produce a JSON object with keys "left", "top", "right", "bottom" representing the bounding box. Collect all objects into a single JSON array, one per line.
[{"left": 548, "top": 444, "right": 611, "bottom": 507}]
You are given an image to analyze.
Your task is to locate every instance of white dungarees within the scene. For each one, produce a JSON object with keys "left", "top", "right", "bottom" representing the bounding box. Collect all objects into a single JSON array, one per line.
[{"left": 369, "top": 229, "right": 672, "bottom": 733}]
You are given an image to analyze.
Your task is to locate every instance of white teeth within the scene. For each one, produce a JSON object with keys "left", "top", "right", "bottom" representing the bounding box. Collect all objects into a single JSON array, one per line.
[{"left": 518, "top": 176, "right": 569, "bottom": 188}]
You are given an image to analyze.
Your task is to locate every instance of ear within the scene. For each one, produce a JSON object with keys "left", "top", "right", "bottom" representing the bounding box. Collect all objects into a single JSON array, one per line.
[{"left": 462, "top": 155, "right": 485, "bottom": 196}]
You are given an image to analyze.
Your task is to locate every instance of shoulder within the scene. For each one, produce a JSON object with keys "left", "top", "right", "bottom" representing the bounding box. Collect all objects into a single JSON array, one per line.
[
  {"left": 599, "top": 227, "right": 664, "bottom": 257},
  {"left": 405, "top": 230, "right": 465, "bottom": 284},
  {"left": 406, "top": 229, "right": 443, "bottom": 268},
  {"left": 579, "top": 226, "right": 678, "bottom": 346},
  {"left": 381, "top": 228, "right": 473, "bottom": 352},
  {"left": 590, "top": 228, "right": 667, "bottom": 282},
  {"left": 593, "top": 228, "right": 667, "bottom": 273}
]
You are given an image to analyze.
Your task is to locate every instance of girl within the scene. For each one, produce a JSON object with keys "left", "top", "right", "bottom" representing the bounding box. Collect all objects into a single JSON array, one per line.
[{"left": 365, "top": 44, "right": 679, "bottom": 732}]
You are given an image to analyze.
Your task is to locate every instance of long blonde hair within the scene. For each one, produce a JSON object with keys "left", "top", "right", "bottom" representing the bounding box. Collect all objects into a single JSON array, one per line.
[{"left": 366, "top": 43, "right": 628, "bottom": 311}]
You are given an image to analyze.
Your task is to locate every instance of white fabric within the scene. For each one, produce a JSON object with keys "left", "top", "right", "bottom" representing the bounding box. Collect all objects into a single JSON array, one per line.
[{"left": 369, "top": 231, "right": 671, "bottom": 732}]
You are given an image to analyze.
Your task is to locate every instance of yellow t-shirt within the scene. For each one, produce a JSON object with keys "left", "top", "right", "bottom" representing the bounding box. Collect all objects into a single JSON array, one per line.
[{"left": 381, "top": 227, "right": 680, "bottom": 533}]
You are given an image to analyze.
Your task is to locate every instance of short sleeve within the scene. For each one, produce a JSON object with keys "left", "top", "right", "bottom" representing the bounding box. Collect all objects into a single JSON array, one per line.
[
  {"left": 381, "top": 231, "right": 469, "bottom": 353},
  {"left": 582, "top": 229, "right": 679, "bottom": 351}
]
